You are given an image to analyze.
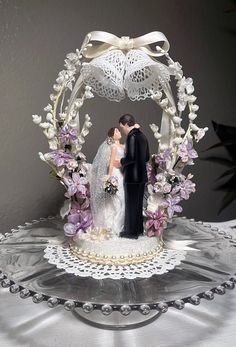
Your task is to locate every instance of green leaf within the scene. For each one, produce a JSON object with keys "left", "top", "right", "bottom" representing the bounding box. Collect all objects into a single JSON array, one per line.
[
  {"left": 49, "top": 170, "right": 61, "bottom": 180},
  {"left": 218, "top": 190, "right": 236, "bottom": 215}
]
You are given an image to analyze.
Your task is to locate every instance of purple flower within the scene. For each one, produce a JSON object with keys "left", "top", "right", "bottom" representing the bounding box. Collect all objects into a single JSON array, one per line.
[
  {"left": 145, "top": 209, "right": 166, "bottom": 237},
  {"left": 70, "top": 199, "right": 90, "bottom": 214},
  {"left": 146, "top": 162, "right": 156, "bottom": 184},
  {"left": 64, "top": 172, "right": 88, "bottom": 197},
  {"left": 171, "top": 178, "right": 196, "bottom": 200},
  {"left": 58, "top": 124, "right": 78, "bottom": 145},
  {"left": 155, "top": 148, "right": 172, "bottom": 170},
  {"left": 177, "top": 141, "right": 198, "bottom": 164},
  {"left": 64, "top": 210, "right": 93, "bottom": 237},
  {"left": 153, "top": 172, "right": 172, "bottom": 194},
  {"left": 108, "top": 175, "right": 118, "bottom": 186},
  {"left": 45, "top": 149, "right": 74, "bottom": 167},
  {"left": 161, "top": 195, "right": 183, "bottom": 218},
  {"left": 64, "top": 222, "right": 77, "bottom": 237}
]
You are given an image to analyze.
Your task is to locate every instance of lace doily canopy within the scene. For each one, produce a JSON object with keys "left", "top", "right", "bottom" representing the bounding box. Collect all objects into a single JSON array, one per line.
[{"left": 78, "top": 31, "right": 172, "bottom": 102}]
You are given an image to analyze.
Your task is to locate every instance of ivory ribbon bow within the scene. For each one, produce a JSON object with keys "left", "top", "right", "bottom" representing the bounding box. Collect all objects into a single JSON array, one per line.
[
  {"left": 80, "top": 30, "right": 170, "bottom": 59},
  {"left": 68, "top": 31, "right": 174, "bottom": 151}
]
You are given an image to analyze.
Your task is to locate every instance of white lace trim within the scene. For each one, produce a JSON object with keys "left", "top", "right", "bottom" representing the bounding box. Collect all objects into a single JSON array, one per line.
[{"left": 43, "top": 243, "right": 186, "bottom": 279}]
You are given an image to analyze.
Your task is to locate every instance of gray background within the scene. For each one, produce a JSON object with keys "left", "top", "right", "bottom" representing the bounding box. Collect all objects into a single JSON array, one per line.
[{"left": 0, "top": 0, "right": 235, "bottom": 233}]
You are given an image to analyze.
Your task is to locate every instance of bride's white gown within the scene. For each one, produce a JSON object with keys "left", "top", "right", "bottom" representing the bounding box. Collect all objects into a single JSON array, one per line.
[
  {"left": 88, "top": 143, "right": 125, "bottom": 237},
  {"left": 105, "top": 144, "right": 125, "bottom": 236}
]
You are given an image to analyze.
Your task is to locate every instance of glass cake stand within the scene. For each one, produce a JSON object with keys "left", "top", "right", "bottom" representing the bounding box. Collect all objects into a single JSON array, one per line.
[{"left": 0, "top": 215, "right": 236, "bottom": 329}]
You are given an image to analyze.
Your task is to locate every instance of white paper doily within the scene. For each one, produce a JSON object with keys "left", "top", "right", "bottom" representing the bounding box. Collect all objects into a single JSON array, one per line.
[{"left": 43, "top": 242, "right": 186, "bottom": 279}]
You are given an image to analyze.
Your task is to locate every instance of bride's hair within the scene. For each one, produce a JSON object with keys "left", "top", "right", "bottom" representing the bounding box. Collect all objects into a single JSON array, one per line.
[{"left": 106, "top": 127, "right": 117, "bottom": 145}]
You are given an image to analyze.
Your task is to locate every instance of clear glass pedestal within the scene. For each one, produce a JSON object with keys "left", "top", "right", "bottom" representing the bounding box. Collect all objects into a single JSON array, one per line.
[{"left": 0, "top": 215, "right": 235, "bottom": 329}]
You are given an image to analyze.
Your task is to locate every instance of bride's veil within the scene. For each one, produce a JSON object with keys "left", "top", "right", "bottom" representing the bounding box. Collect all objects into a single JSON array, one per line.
[{"left": 89, "top": 139, "right": 112, "bottom": 228}]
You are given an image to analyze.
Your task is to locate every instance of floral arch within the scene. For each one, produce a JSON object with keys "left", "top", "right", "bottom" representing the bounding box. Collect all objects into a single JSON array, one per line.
[{"left": 32, "top": 31, "right": 208, "bottom": 239}]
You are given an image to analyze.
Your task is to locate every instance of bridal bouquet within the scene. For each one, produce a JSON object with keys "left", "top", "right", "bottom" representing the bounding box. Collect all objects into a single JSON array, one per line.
[{"left": 103, "top": 175, "right": 119, "bottom": 195}]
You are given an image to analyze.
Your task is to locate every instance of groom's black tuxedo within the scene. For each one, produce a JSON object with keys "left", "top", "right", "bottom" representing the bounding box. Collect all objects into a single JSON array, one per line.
[
  {"left": 120, "top": 128, "right": 150, "bottom": 238},
  {"left": 120, "top": 128, "right": 150, "bottom": 182}
]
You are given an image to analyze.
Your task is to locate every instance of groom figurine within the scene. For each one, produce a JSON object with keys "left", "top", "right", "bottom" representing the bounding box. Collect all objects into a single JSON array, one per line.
[{"left": 117, "top": 114, "right": 150, "bottom": 239}]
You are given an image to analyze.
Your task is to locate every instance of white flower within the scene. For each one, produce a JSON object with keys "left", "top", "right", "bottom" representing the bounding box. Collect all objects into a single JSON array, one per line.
[
  {"left": 188, "top": 95, "right": 197, "bottom": 103},
  {"left": 168, "top": 61, "right": 182, "bottom": 74},
  {"left": 190, "top": 123, "right": 199, "bottom": 131},
  {"left": 154, "top": 132, "right": 162, "bottom": 140},
  {"left": 50, "top": 94, "right": 56, "bottom": 101},
  {"left": 85, "top": 114, "right": 91, "bottom": 121},
  {"left": 195, "top": 128, "right": 208, "bottom": 142},
  {"left": 166, "top": 106, "right": 176, "bottom": 115},
  {"left": 176, "top": 127, "right": 185, "bottom": 135},
  {"left": 191, "top": 104, "right": 199, "bottom": 112},
  {"left": 46, "top": 113, "right": 53, "bottom": 122},
  {"left": 177, "top": 77, "right": 193, "bottom": 93},
  {"left": 78, "top": 135, "right": 85, "bottom": 144},
  {"left": 66, "top": 52, "right": 78, "bottom": 61},
  {"left": 59, "top": 112, "right": 66, "bottom": 120},
  {"left": 188, "top": 112, "right": 197, "bottom": 121},
  {"left": 173, "top": 137, "right": 183, "bottom": 145},
  {"left": 178, "top": 101, "right": 186, "bottom": 112},
  {"left": 45, "top": 128, "right": 56, "bottom": 139},
  {"left": 150, "top": 123, "right": 159, "bottom": 133},
  {"left": 32, "top": 114, "right": 42, "bottom": 124},
  {"left": 150, "top": 90, "right": 162, "bottom": 100},
  {"left": 56, "top": 76, "right": 64, "bottom": 84},
  {"left": 38, "top": 152, "right": 46, "bottom": 161},
  {"left": 147, "top": 193, "right": 163, "bottom": 213},
  {"left": 173, "top": 116, "right": 182, "bottom": 124},
  {"left": 163, "top": 183, "right": 172, "bottom": 193},
  {"left": 84, "top": 89, "right": 94, "bottom": 99},
  {"left": 81, "top": 127, "right": 89, "bottom": 137},
  {"left": 67, "top": 159, "right": 78, "bottom": 170},
  {"left": 74, "top": 98, "right": 83, "bottom": 109},
  {"left": 39, "top": 122, "right": 52, "bottom": 129},
  {"left": 60, "top": 198, "right": 72, "bottom": 219},
  {"left": 53, "top": 84, "right": 61, "bottom": 92},
  {"left": 48, "top": 139, "right": 58, "bottom": 150},
  {"left": 186, "top": 84, "right": 194, "bottom": 94},
  {"left": 44, "top": 104, "right": 53, "bottom": 112},
  {"left": 159, "top": 98, "right": 169, "bottom": 107},
  {"left": 85, "top": 119, "right": 92, "bottom": 127}
]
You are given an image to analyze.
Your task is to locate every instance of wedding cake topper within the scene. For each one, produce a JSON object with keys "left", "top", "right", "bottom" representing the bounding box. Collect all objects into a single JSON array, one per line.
[{"left": 32, "top": 30, "right": 208, "bottom": 243}]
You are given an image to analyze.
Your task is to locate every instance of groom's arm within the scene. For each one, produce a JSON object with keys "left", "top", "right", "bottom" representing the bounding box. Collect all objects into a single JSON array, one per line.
[
  {"left": 120, "top": 134, "right": 136, "bottom": 167},
  {"left": 146, "top": 140, "right": 150, "bottom": 162}
]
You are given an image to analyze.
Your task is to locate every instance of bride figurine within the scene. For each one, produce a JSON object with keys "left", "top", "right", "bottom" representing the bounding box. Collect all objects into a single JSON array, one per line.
[{"left": 89, "top": 124, "right": 140, "bottom": 237}]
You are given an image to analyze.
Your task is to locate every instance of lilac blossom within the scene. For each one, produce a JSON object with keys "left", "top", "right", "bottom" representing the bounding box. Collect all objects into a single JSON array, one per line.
[
  {"left": 177, "top": 141, "right": 198, "bottom": 164},
  {"left": 145, "top": 209, "right": 166, "bottom": 237},
  {"left": 153, "top": 173, "right": 172, "bottom": 194},
  {"left": 64, "top": 172, "right": 88, "bottom": 197},
  {"left": 45, "top": 149, "right": 74, "bottom": 168},
  {"left": 64, "top": 210, "right": 93, "bottom": 237},
  {"left": 161, "top": 195, "right": 183, "bottom": 218},
  {"left": 70, "top": 199, "right": 90, "bottom": 214},
  {"left": 58, "top": 124, "right": 78, "bottom": 145},
  {"left": 155, "top": 148, "right": 172, "bottom": 170},
  {"left": 146, "top": 162, "right": 156, "bottom": 184},
  {"left": 171, "top": 178, "right": 196, "bottom": 200},
  {"left": 194, "top": 128, "right": 207, "bottom": 142}
]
